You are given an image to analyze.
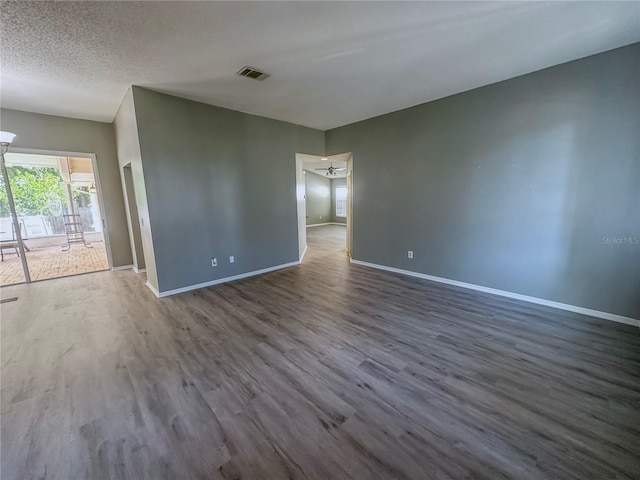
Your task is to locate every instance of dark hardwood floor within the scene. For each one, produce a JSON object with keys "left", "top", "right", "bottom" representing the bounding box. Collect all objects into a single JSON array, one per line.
[{"left": 2, "top": 224, "right": 639, "bottom": 479}]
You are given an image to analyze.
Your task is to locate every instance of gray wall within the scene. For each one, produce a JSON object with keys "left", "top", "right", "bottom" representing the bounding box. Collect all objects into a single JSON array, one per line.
[
  {"left": 326, "top": 43, "right": 640, "bottom": 319},
  {"left": 131, "top": 87, "right": 324, "bottom": 293},
  {"left": 0, "top": 108, "right": 132, "bottom": 268},
  {"left": 305, "top": 171, "right": 331, "bottom": 225},
  {"left": 331, "top": 177, "right": 347, "bottom": 224}
]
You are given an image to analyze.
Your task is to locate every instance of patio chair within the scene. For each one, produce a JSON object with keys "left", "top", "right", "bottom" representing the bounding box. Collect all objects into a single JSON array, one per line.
[
  {"left": 0, "top": 222, "right": 22, "bottom": 261},
  {"left": 0, "top": 223, "right": 29, "bottom": 262}
]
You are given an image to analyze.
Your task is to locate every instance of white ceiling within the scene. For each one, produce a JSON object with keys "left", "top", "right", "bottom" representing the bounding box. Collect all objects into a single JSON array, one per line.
[
  {"left": 301, "top": 153, "right": 350, "bottom": 178},
  {"left": 1, "top": 2, "right": 639, "bottom": 130}
]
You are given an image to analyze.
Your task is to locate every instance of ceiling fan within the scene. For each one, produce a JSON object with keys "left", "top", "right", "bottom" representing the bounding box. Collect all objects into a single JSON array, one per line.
[{"left": 315, "top": 162, "right": 346, "bottom": 176}]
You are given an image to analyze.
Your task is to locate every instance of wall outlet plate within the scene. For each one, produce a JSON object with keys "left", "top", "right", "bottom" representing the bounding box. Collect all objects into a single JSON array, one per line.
[
  {"left": 229, "top": 256, "right": 234, "bottom": 263},
  {"left": 408, "top": 251, "right": 414, "bottom": 259},
  {"left": 211, "top": 257, "right": 217, "bottom": 267}
]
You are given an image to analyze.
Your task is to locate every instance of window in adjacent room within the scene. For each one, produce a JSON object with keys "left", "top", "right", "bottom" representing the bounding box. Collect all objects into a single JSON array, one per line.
[{"left": 335, "top": 185, "right": 347, "bottom": 217}]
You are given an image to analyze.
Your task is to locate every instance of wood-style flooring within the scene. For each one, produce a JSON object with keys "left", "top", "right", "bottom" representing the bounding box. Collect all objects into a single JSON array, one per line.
[{"left": 2, "top": 225, "right": 639, "bottom": 479}]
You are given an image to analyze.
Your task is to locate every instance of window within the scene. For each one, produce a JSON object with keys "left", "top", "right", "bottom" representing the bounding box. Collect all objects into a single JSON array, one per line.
[{"left": 335, "top": 185, "right": 347, "bottom": 217}]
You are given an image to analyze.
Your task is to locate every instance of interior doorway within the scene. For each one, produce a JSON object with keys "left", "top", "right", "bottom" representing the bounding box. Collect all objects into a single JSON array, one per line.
[
  {"left": 122, "top": 164, "right": 145, "bottom": 273},
  {"left": 295, "top": 153, "right": 352, "bottom": 262},
  {"left": 0, "top": 151, "right": 110, "bottom": 286}
]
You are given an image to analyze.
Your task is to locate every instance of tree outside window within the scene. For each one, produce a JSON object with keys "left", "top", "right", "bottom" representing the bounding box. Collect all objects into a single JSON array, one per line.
[{"left": 0, "top": 166, "right": 66, "bottom": 217}]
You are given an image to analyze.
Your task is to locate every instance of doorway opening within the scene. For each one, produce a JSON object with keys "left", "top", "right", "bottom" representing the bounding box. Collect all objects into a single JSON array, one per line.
[
  {"left": 0, "top": 151, "right": 110, "bottom": 286},
  {"left": 121, "top": 164, "right": 145, "bottom": 273},
  {"left": 295, "top": 153, "right": 352, "bottom": 263}
]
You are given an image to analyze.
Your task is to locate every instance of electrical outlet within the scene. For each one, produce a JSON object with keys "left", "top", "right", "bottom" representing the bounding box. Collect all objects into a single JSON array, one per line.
[
  {"left": 211, "top": 257, "right": 217, "bottom": 267},
  {"left": 408, "top": 250, "right": 413, "bottom": 259},
  {"left": 229, "top": 255, "right": 234, "bottom": 263}
]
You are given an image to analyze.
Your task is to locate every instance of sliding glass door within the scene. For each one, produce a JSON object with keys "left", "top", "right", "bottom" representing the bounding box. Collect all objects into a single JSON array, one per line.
[{"left": 0, "top": 153, "right": 109, "bottom": 285}]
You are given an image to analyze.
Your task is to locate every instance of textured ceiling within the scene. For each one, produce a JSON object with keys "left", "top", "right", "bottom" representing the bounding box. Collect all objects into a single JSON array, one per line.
[{"left": 1, "top": 1, "right": 639, "bottom": 130}]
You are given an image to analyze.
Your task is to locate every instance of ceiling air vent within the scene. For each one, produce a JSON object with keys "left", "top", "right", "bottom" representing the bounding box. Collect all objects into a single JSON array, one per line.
[{"left": 236, "top": 66, "right": 269, "bottom": 81}]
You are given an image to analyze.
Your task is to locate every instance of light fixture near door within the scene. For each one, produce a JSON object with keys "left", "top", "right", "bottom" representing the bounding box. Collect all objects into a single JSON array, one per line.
[{"left": 236, "top": 66, "right": 269, "bottom": 81}]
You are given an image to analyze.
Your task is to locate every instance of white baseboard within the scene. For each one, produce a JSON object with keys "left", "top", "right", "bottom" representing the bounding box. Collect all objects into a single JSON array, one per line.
[
  {"left": 148, "top": 260, "right": 300, "bottom": 298},
  {"left": 350, "top": 259, "right": 640, "bottom": 328},
  {"left": 145, "top": 281, "right": 160, "bottom": 298},
  {"left": 111, "top": 264, "right": 133, "bottom": 271},
  {"left": 307, "top": 222, "right": 346, "bottom": 227},
  {"left": 132, "top": 266, "right": 146, "bottom": 274},
  {"left": 300, "top": 245, "right": 308, "bottom": 262}
]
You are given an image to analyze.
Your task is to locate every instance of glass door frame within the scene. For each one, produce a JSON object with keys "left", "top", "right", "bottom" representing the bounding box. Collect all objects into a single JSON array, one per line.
[
  {"left": 2, "top": 147, "right": 114, "bottom": 284},
  {"left": 0, "top": 148, "right": 31, "bottom": 282}
]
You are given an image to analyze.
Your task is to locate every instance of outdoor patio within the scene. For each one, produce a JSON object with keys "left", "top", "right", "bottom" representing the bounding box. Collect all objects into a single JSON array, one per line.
[{"left": 0, "top": 241, "right": 108, "bottom": 286}]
